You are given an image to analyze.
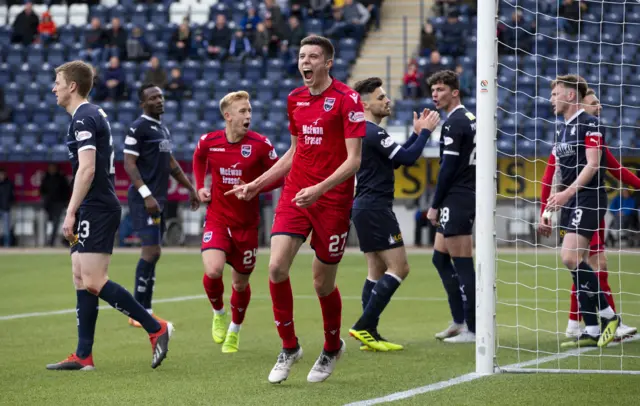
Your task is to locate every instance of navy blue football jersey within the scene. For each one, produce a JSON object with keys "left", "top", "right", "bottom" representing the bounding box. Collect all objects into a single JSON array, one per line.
[
  {"left": 438, "top": 105, "right": 476, "bottom": 194},
  {"left": 353, "top": 121, "right": 403, "bottom": 209},
  {"left": 123, "top": 115, "right": 173, "bottom": 208},
  {"left": 553, "top": 109, "right": 606, "bottom": 193},
  {"left": 66, "top": 103, "right": 120, "bottom": 211}
]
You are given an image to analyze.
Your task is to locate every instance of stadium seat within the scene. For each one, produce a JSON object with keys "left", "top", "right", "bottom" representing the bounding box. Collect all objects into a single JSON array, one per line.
[
  {"left": 22, "top": 83, "right": 41, "bottom": 108},
  {"left": 244, "top": 59, "right": 262, "bottom": 81},
  {"left": 27, "top": 44, "right": 44, "bottom": 67},
  {"left": 110, "top": 4, "right": 127, "bottom": 21},
  {"left": 69, "top": 3, "right": 89, "bottom": 27},
  {"left": 119, "top": 101, "right": 137, "bottom": 125},
  {"left": 169, "top": 2, "right": 189, "bottom": 25},
  {"left": 21, "top": 123, "right": 40, "bottom": 147},
  {"left": 58, "top": 25, "right": 76, "bottom": 47},
  {"left": 132, "top": 4, "right": 149, "bottom": 27},
  {"left": 8, "top": 5, "right": 23, "bottom": 25},
  {"left": 0, "top": 5, "right": 7, "bottom": 26},
  {"left": 42, "top": 123, "right": 61, "bottom": 146},
  {"left": 192, "top": 80, "right": 211, "bottom": 103},
  {"left": 54, "top": 114, "right": 69, "bottom": 127},
  {"left": 203, "top": 59, "right": 222, "bottom": 79},
  {"left": 151, "top": 5, "right": 167, "bottom": 25},
  {"left": 49, "top": 4, "right": 68, "bottom": 26},
  {"left": 6, "top": 44, "right": 23, "bottom": 67},
  {"left": 181, "top": 60, "right": 201, "bottom": 84},
  {"left": 190, "top": 3, "right": 210, "bottom": 25},
  {"left": 0, "top": 124, "right": 17, "bottom": 147},
  {"left": 182, "top": 100, "right": 201, "bottom": 123}
]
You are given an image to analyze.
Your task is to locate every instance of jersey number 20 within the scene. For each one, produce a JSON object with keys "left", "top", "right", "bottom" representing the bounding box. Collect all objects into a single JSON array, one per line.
[
  {"left": 469, "top": 135, "right": 477, "bottom": 166},
  {"left": 109, "top": 136, "right": 115, "bottom": 175}
]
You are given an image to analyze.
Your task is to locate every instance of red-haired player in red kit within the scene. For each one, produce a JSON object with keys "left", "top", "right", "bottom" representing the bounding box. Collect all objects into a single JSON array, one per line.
[
  {"left": 538, "top": 88, "right": 638, "bottom": 340},
  {"left": 227, "top": 35, "right": 365, "bottom": 384},
  {"left": 193, "top": 91, "right": 281, "bottom": 354}
]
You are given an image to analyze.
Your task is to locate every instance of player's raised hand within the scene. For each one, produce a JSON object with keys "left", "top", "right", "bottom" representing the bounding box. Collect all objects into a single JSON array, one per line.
[
  {"left": 292, "top": 185, "right": 322, "bottom": 208},
  {"left": 62, "top": 211, "right": 76, "bottom": 242},
  {"left": 414, "top": 110, "right": 441, "bottom": 133},
  {"left": 546, "top": 190, "right": 570, "bottom": 212},
  {"left": 188, "top": 189, "right": 200, "bottom": 211},
  {"left": 537, "top": 212, "right": 552, "bottom": 237},
  {"left": 413, "top": 109, "right": 428, "bottom": 134},
  {"left": 198, "top": 187, "right": 211, "bottom": 203},
  {"left": 144, "top": 195, "right": 161, "bottom": 214}
]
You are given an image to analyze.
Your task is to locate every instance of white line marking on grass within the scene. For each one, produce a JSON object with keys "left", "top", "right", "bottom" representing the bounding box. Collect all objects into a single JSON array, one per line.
[{"left": 343, "top": 336, "right": 640, "bottom": 406}]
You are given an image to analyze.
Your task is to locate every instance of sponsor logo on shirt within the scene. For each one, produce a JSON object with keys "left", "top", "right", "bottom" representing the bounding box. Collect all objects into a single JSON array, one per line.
[
  {"left": 444, "top": 136, "right": 454, "bottom": 146},
  {"left": 203, "top": 231, "right": 212, "bottom": 243},
  {"left": 302, "top": 125, "right": 324, "bottom": 135},
  {"left": 159, "top": 139, "right": 172, "bottom": 152},
  {"left": 241, "top": 144, "right": 252, "bottom": 158},
  {"left": 209, "top": 148, "right": 225, "bottom": 152},
  {"left": 297, "top": 102, "right": 310, "bottom": 106},
  {"left": 349, "top": 93, "right": 359, "bottom": 104},
  {"left": 348, "top": 111, "right": 365, "bottom": 123},
  {"left": 323, "top": 97, "right": 336, "bottom": 112},
  {"left": 269, "top": 149, "right": 278, "bottom": 160},
  {"left": 125, "top": 136, "right": 137, "bottom": 145},
  {"left": 555, "top": 142, "right": 575, "bottom": 158},
  {"left": 381, "top": 137, "right": 394, "bottom": 148},
  {"left": 75, "top": 131, "right": 92, "bottom": 141}
]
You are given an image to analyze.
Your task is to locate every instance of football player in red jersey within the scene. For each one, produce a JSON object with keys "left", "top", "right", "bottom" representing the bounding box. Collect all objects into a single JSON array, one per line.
[
  {"left": 227, "top": 35, "right": 365, "bottom": 383},
  {"left": 193, "top": 91, "right": 281, "bottom": 354}
]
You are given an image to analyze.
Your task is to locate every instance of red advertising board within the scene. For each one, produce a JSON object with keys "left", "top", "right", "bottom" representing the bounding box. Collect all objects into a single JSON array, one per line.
[{"left": 3, "top": 161, "right": 196, "bottom": 203}]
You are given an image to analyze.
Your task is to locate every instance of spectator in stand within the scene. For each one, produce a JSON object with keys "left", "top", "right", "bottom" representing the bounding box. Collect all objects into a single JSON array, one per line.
[
  {"left": 143, "top": 56, "right": 168, "bottom": 89},
  {"left": 39, "top": 163, "right": 71, "bottom": 247},
  {"left": 282, "top": 15, "right": 307, "bottom": 57},
  {"left": 11, "top": 2, "right": 39, "bottom": 45},
  {"left": 0, "top": 168, "right": 14, "bottom": 247},
  {"left": 90, "top": 66, "right": 108, "bottom": 102},
  {"left": 420, "top": 22, "right": 437, "bottom": 57},
  {"left": 229, "top": 29, "right": 252, "bottom": 61},
  {"left": 264, "top": 17, "right": 283, "bottom": 58},
  {"left": 260, "top": 0, "right": 286, "bottom": 34},
  {"left": 0, "top": 87, "right": 12, "bottom": 124},
  {"left": 37, "top": 11, "right": 57, "bottom": 45},
  {"left": 191, "top": 27, "right": 206, "bottom": 59},
  {"left": 170, "top": 21, "right": 192, "bottom": 62},
  {"left": 560, "top": 0, "right": 588, "bottom": 36},
  {"left": 104, "top": 56, "right": 126, "bottom": 101},
  {"left": 455, "top": 64, "right": 473, "bottom": 98},
  {"left": 241, "top": 6, "right": 262, "bottom": 41},
  {"left": 80, "top": 17, "right": 107, "bottom": 66},
  {"left": 433, "top": 0, "right": 459, "bottom": 17},
  {"left": 207, "top": 14, "right": 232, "bottom": 60},
  {"left": 359, "top": 0, "right": 381, "bottom": 31},
  {"left": 105, "top": 17, "right": 128, "bottom": 60},
  {"left": 403, "top": 62, "right": 422, "bottom": 99},
  {"left": 420, "top": 51, "right": 445, "bottom": 95},
  {"left": 165, "top": 68, "right": 187, "bottom": 101},
  {"left": 437, "top": 10, "right": 465, "bottom": 57},
  {"left": 610, "top": 189, "right": 638, "bottom": 234},
  {"left": 325, "top": 7, "right": 348, "bottom": 39},
  {"left": 126, "top": 26, "right": 150, "bottom": 62},
  {"left": 341, "top": 0, "right": 370, "bottom": 39},
  {"left": 253, "top": 22, "right": 270, "bottom": 58},
  {"left": 497, "top": 10, "right": 537, "bottom": 55}
]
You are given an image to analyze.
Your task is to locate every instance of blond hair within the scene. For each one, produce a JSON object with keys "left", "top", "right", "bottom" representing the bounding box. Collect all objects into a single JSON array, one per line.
[
  {"left": 55, "top": 60, "right": 94, "bottom": 98},
  {"left": 219, "top": 91, "right": 250, "bottom": 115},
  {"left": 551, "top": 74, "right": 588, "bottom": 101}
]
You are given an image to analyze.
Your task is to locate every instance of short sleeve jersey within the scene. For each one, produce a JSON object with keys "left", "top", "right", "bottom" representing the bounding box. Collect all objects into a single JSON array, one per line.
[
  {"left": 194, "top": 130, "right": 278, "bottom": 229},
  {"left": 123, "top": 114, "right": 173, "bottom": 208},
  {"left": 66, "top": 103, "right": 120, "bottom": 211},
  {"left": 286, "top": 79, "right": 366, "bottom": 208},
  {"left": 438, "top": 105, "right": 477, "bottom": 195},
  {"left": 353, "top": 121, "right": 402, "bottom": 209}
]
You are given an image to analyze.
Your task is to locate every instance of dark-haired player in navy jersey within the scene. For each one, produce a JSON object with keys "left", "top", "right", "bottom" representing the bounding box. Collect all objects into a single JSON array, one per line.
[
  {"left": 348, "top": 77, "right": 440, "bottom": 352},
  {"left": 46, "top": 61, "right": 173, "bottom": 371},
  {"left": 426, "top": 70, "right": 477, "bottom": 344},
  {"left": 124, "top": 84, "right": 199, "bottom": 328}
]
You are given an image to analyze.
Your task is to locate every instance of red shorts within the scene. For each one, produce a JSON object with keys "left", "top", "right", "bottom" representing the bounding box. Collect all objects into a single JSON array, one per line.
[
  {"left": 201, "top": 222, "right": 258, "bottom": 274},
  {"left": 589, "top": 219, "right": 606, "bottom": 257},
  {"left": 271, "top": 192, "right": 351, "bottom": 264}
]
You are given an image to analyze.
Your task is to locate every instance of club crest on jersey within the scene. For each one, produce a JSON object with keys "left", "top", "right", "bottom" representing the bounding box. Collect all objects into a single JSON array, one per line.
[
  {"left": 324, "top": 97, "right": 336, "bottom": 112},
  {"left": 203, "top": 232, "right": 212, "bottom": 243},
  {"left": 241, "top": 144, "right": 252, "bottom": 158}
]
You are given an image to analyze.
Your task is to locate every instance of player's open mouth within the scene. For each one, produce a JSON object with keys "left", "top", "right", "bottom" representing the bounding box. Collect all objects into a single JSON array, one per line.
[
  {"left": 303, "top": 69, "right": 313, "bottom": 80},
  {"left": 243, "top": 122, "right": 250, "bottom": 129}
]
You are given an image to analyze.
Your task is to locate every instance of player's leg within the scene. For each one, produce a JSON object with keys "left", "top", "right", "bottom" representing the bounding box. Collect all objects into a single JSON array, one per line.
[
  {"left": 442, "top": 234, "right": 476, "bottom": 343},
  {"left": 47, "top": 250, "right": 98, "bottom": 370},
  {"left": 267, "top": 233, "right": 305, "bottom": 383},
  {"left": 201, "top": 245, "right": 229, "bottom": 344},
  {"left": 305, "top": 208, "right": 350, "bottom": 383},
  {"left": 354, "top": 252, "right": 386, "bottom": 351},
  {"left": 221, "top": 228, "right": 258, "bottom": 353},
  {"left": 432, "top": 231, "right": 466, "bottom": 339}
]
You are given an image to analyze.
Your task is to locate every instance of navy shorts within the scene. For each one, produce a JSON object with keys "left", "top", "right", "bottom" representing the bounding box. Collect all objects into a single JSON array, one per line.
[
  {"left": 436, "top": 195, "right": 475, "bottom": 237},
  {"left": 129, "top": 203, "right": 165, "bottom": 246},
  {"left": 559, "top": 193, "right": 607, "bottom": 241},
  {"left": 352, "top": 208, "right": 404, "bottom": 253},
  {"left": 74, "top": 209, "right": 121, "bottom": 254}
]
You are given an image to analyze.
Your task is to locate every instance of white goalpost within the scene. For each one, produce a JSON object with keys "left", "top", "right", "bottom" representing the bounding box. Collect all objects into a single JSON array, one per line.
[{"left": 476, "top": 0, "right": 640, "bottom": 375}]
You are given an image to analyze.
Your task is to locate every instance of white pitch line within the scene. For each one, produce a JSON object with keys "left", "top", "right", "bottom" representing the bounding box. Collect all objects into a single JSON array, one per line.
[
  {"left": 343, "top": 335, "right": 640, "bottom": 406},
  {"left": 3, "top": 294, "right": 630, "bottom": 321}
]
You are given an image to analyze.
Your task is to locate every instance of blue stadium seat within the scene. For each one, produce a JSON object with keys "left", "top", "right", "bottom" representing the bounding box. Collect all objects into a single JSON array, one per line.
[
  {"left": 203, "top": 100, "right": 219, "bottom": 120},
  {"left": 203, "top": 59, "right": 222, "bottom": 79},
  {"left": 7, "top": 144, "right": 28, "bottom": 162},
  {"left": 7, "top": 44, "right": 24, "bottom": 67},
  {"left": 110, "top": 122, "right": 126, "bottom": 139},
  {"left": 89, "top": 5, "right": 109, "bottom": 21},
  {"left": 244, "top": 59, "right": 262, "bottom": 81},
  {"left": 27, "top": 44, "right": 44, "bottom": 67},
  {"left": 172, "top": 121, "right": 191, "bottom": 140},
  {"left": 0, "top": 63, "right": 10, "bottom": 84},
  {"left": 0, "top": 27, "right": 11, "bottom": 46},
  {"left": 101, "top": 101, "right": 116, "bottom": 120},
  {"left": 118, "top": 101, "right": 137, "bottom": 124},
  {"left": 13, "top": 104, "right": 30, "bottom": 124},
  {"left": 58, "top": 26, "right": 76, "bottom": 47},
  {"left": 305, "top": 18, "right": 323, "bottom": 35},
  {"left": 21, "top": 123, "right": 40, "bottom": 147},
  {"left": 151, "top": 4, "right": 167, "bottom": 26},
  {"left": 144, "top": 23, "right": 159, "bottom": 44},
  {"left": 181, "top": 100, "right": 201, "bottom": 123},
  {"left": 223, "top": 70, "right": 242, "bottom": 82},
  {"left": 0, "top": 124, "right": 17, "bottom": 147},
  {"left": 54, "top": 114, "right": 69, "bottom": 127},
  {"left": 22, "top": 83, "right": 41, "bottom": 108},
  {"left": 181, "top": 60, "right": 200, "bottom": 84},
  {"left": 110, "top": 4, "right": 127, "bottom": 21},
  {"left": 122, "top": 61, "right": 138, "bottom": 85},
  {"left": 152, "top": 41, "right": 168, "bottom": 61},
  {"left": 33, "top": 103, "right": 53, "bottom": 129},
  {"left": 132, "top": 4, "right": 149, "bottom": 27},
  {"left": 192, "top": 80, "right": 211, "bottom": 103},
  {"left": 194, "top": 121, "right": 212, "bottom": 137},
  {"left": 42, "top": 123, "right": 61, "bottom": 146}
]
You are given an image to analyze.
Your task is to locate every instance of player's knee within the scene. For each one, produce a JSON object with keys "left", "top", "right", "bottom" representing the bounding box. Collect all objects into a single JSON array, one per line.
[
  {"left": 232, "top": 278, "right": 249, "bottom": 292},
  {"left": 561, "top": 252, "right": 580, "bottom": 270},
  {"left": 80, "top": 274, "right": 107, "bottom": 294},
  {"left": 432, "top": 250, "right": 450, "bottom": 272},
  {"left": 141, "top": 245, "right": 161, "bottom": 263},
  {"left": 268, "top": 260, "right": 290, "bottom": 283},
  {"left": 204, "top": 264, "right": 224, "bottom": 279},
  {"left": 389, "top": 262, "right": 410, "bottom": 280},
  {"left": 313, "top": 278, "right": 335, "bottom": 297}
]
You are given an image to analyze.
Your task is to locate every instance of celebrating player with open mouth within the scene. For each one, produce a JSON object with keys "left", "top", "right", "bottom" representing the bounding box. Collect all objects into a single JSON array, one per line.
[
  {"left": 194, "top": 91, "right": 281, "bottom": 353},
  {"left": 228, "top": 35, "right": 365, "bottom": 383}
]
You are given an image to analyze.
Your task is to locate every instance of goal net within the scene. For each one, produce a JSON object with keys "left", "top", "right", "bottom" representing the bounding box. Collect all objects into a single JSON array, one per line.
[{"left": 477, "top": 0, "right": 640, "bottom": 374}]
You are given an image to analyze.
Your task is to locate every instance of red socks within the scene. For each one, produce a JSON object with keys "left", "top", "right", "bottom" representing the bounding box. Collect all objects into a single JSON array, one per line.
[
  {"left": 230, "top": 284, "right": 251, "bottom": 325},
  {"left": 203, "top": 274, "right": 224, "bottom": 311},
  {"left": 319, "top": 287, "right": 342, "bottom": 352},
  {"left": 570, "top": 270, "right": 616, "bottom": 322},
  {"left": 269, "top": 278, "right": 298, "bottom": 349}
]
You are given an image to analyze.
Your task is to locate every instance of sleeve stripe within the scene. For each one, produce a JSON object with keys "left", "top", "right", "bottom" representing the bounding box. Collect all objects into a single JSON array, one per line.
[
  {"left": 388, "top": 145, "right": 402, "bottom": 160},
  {"left": 78, "top": 145, "right": 97, "bottom": 152},
  {"left": 443, "top": 150, "right": 460, "bottom": 156},
  {"left": 123, "top": 149, "right": 140, "bottom": 156}
]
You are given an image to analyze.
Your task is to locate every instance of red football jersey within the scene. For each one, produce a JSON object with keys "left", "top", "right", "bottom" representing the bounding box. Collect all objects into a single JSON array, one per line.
[
  {"left": 286, "top": 79, "right": 366, "bottom": 207},
  {"left": 193, "top": 130, "right": 278, "bottom": 228}
]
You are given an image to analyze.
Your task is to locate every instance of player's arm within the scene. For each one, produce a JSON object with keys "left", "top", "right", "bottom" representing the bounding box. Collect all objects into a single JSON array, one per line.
[
  {"left": 430, "top": 125, "right": 465, "bottom": 210},
  {"left": 390, "top": 110, "right": 440, "bottom": 166},
  {"left": 566, "top": 135, "right": 602, "bottom": 194},
  {"left": 604, "top": 147, "right": 640, "bottom": 188},
  {"left": 539, "top": 153, "right": 556, "bottom": 215},
  {"left": 169, "top": 154, "right": 199, "bottom": 210},
  {"left": 193, "top": 135, "right": 211, "bottom": 202},
  {"left": 67, "top": 117, "right": 99, "bottom": 215},
  {"left": 123, "top": 126, "right": 160, "bottom": 213},
  {"left": 258, "top": 139, "right": 284, "bottom": 193},
  {"left": 315, "top": 137, "right": 362, "bottom": 195},
  {"left": 252, "top": 135, "right": 296, "bottom": 192}
]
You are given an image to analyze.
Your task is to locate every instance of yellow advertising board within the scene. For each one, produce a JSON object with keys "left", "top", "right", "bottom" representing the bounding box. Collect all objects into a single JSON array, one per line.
[{"left": 395, "top": 157, "right": 640, "bottom": 200}]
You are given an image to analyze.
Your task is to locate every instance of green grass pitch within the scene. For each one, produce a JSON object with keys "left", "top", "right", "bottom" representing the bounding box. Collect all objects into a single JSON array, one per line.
[{"left": 1, "top": 250, "right": 639, "bottom": 405}]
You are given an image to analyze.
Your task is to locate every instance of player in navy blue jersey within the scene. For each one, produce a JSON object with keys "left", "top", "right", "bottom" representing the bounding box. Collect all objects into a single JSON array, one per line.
[
  {"left": 46, "top": 61, "right": 173, "bottom": 371},
  {"left": 124, "top": 84, "right": 199, "bottom": 327},
  {"left": 348, "top": 77, "right": 440, "bottom": 352},
  {"left": 425, "top": 70, "right": 477, "bottom": 344},
  {"left": 545, "top": 74, "right": 620, "bottom": 349}
]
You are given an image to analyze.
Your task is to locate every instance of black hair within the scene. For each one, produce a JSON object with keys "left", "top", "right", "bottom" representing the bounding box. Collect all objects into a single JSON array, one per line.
[{"left": 354, "top": 77, "right": 383, "bottom": 97}]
